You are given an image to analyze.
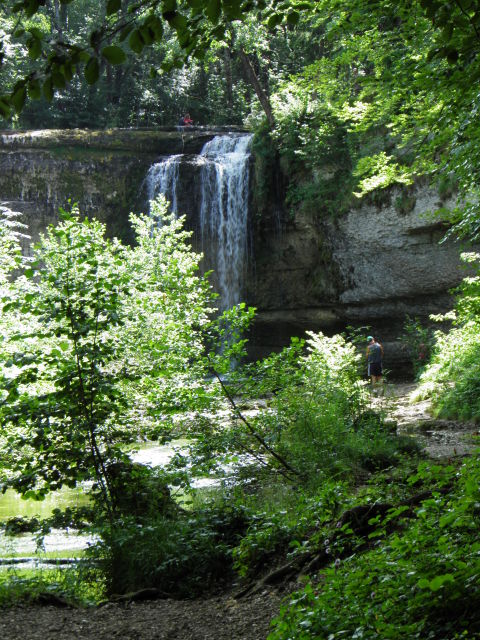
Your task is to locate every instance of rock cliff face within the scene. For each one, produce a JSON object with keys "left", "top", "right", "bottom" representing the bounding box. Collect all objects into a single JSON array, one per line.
[
  {"left": 249, "top": 184, "right": 469, "bottom": 373},
  {"left": 0, "top": 129, "right": 469, "bottom": 375},
  {"left": 0, "top": 128, "right": 231, "bottom": 250}
]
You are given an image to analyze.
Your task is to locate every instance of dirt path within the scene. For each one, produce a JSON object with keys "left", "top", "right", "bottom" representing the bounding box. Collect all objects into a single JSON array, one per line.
[
  {"left": 2, "top": 383, "right": 477, "bottom": 640},
  {"left": 377, "top": 382, "right": 479, "bottom": 458}
]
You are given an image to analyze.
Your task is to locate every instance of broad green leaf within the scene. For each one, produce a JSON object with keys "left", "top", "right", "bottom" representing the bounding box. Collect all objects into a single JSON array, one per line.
[
  {"left": 129, "top": 29, "right": 145, "bottom": 54},
  {"left": 101, "top": 45, "right": 127, "bottom": 65},
  {"left": 429, "top": 574, "right": 455, "bottom": 591},
  {"left": 62, "top": 62, "right": 74, "bottom": 82},
  {"left": 84, "top": 56, "right": 100, "bottom": 84},
  {"left": 162, "top": 0, "right": 177, "bottom": 12},
  {"left": 144, "top": 14, "right": 164, "bottom": 40},
  {"left": 11, "top": 86, "right": 27, "bottom": 113},
  {"left": 42, "top": 77, "right": 54, "bottom": 101},
  {"left": 287, "top": 10, "right": 300, "bottom": 25},
  {"left": 205, "top": 0, "right": 221, "bottom": 23},
  {"left": 222, "top": 0, "right": 243, "bottom": 20},
  {"left": 27, "top": 36, "right": 42, "bottom": 60},
  {"left": 27, "top": 79, "right": 42, "bottom": 100},
  {"left": 51, "top": 69, "right": 66, "bottom": 89},
  {"left": 267, "top": 13, "right": 283, "bottom": 28},
  {"left": 139, "top": 26, "right": 155, "bottom": 45},
  {"left": 0, "top": 99, "right": 11, "bottom": 119}
]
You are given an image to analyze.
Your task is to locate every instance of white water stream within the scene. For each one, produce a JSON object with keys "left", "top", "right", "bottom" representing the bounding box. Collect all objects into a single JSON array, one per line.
[{"left": 145, "top": 133, "right": 253, "bottom": 310}]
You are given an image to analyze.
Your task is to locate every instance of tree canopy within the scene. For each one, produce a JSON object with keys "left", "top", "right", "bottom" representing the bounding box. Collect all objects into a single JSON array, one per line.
[{"left": 2, "top": 1, "right": 480, "bottom": 237}]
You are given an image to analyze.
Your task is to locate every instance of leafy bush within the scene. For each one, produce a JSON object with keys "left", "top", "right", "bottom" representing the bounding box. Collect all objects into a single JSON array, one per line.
[
  {"left": 269, "top": 458, "right": 480, "bottom": 640},
  {"left": 232, "top": 481, "right": 349, "bottom": 578},
  {"left": 416, "top": 252, "right": 480, "bottom": 421},
  {"left": 270, "top": 332, "right": 417, "bottom": 481},
  {"left": 0, "top": 198, "right": 251, "bottom": 515},
  {"left": 91, "top": 500, "right": 250, "bottom": 597},
  {"left": 271, "top": 93, "right": 353, "bottom": 218}
]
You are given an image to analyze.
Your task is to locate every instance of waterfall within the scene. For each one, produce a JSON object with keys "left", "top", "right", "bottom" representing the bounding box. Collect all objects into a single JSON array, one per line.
[
  {"left": 145, "top": 133, "right": 253, "bottom": 310},
  {"left": 145, "top": 154, "right": 181, "bottom": 214}
]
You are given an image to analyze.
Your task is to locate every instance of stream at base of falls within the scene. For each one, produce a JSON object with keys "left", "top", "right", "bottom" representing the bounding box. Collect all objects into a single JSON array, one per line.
[{"left": 0, "top": 439, "right": 214, "bottom": 567}]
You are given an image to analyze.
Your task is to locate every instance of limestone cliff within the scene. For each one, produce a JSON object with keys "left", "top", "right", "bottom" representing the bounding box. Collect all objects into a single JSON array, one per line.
[
  {"left": 0, "top": 128, "right": 469, "bottom": 375},
  {"left": 0, "top": 127, "right": 232, "bottom": 250},
  {"left": 249, "top": 183, "right": 469, "bottom": 373}
]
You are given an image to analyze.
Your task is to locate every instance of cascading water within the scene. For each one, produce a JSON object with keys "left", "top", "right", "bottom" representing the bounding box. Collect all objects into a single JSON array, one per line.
[
  {"left": 145, "top": 154, "right": 181, "bottom": 214},
  {"left": 145, "top": 133, "right": 253, "bottom": 310}
]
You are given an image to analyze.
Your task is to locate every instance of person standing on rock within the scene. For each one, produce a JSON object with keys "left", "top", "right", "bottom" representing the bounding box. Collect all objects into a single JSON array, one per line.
[{"left": 366, "top": 335, "right": 384, "bottom": 393}]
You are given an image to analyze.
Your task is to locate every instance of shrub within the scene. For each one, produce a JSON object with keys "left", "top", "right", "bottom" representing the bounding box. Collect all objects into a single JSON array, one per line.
[
  {"left": 268, "top": 332, "right": 418, "bottom": 482},
  {"left": 232, "top": 481, "right": 349, "bottom": 578},
  {"left": 269, "top": 458, "right": 480, "bottom": 640},
  {"left": 415, "top": 252, "right": 480, "bottom": 420},
  {"left": 91, "top": 500, "right": 250, "bottom": 597}
]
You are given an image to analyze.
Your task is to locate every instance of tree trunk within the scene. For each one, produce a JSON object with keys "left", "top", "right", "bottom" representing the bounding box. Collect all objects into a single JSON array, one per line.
[
  {"left": 239, "top": 48, "right": 275, "bottom": 127},
  {"left": 50, "top": 0, "right": 63, "bottom": 38},
  {"left": 223, "top": 47, "right": 234, "bottom": 117}
]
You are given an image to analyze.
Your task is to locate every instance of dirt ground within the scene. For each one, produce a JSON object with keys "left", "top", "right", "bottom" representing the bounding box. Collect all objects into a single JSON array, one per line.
[
  {"left": 1, "top": 383, "right": 476, "bottom": 640},
  {"left": 0, "top": 590, "right": 283, "bottom": 640},
  {"left": 380, "top": 382, "right": 479, "bottom": 458}
]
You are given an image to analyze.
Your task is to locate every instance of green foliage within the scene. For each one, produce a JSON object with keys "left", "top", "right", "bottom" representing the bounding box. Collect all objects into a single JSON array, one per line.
[
  {"left": 0, "top": 205, "right": 26, "bottom": 288},
  {"left": 271, "top": 96, "right": 353, "bottom": 218},
  {"left": 417, "top": 322, "right": 480, "bottom": 422},
  {"left": 353, "top": 152, "right": 413, "bottom": 198},
  {"left": 206, "top": 332, "right": 419, "bottom": 490},
  {"left": 0, "top": 197, "right": 250, "bottom": 516},
  {"left": 401, "top": 316, "right": 435, "bottom": 380},
  {"left": 1, "top": 204, "right": 133, "bottom": 507},
  {"left": 270, "top": 332, "right": 414, "bottom": 481},
  {"left": 232, "top": 481, "right": 349, "bottom": 578},
  {"left": 0, "top": 566, "right": 101, "bottom": 607},
  {"left": 269, "top": 457, "right": 480, "bottom": 640},
  {"left": 92, "top": 499, "right": 250, "bottom": 597},
  {"left": 416, "top": 252, "right": 480, "bottom": 421}
]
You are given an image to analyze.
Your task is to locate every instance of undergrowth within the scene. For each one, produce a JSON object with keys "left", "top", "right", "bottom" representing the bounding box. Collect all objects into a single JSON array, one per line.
[
  {"left": 268, "top": 457, "right": 480, "bottom": 640},
  {"left": 415, "top": 252, "right": 480, "bottom": 422}
]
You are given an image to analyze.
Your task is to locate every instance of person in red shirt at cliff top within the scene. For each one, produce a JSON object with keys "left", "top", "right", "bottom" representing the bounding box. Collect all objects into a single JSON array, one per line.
[
  {"left": 366, "top": 335, "right": 384, "bottom": 394},
  {"left": 178, "top": 113, "right": 193, "bottom": 126}
]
